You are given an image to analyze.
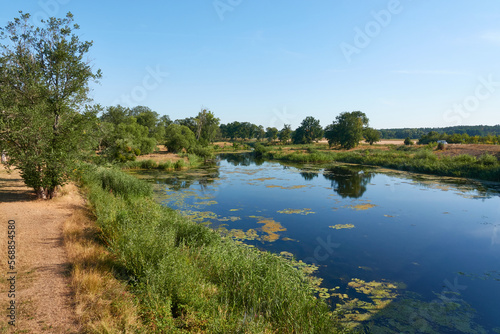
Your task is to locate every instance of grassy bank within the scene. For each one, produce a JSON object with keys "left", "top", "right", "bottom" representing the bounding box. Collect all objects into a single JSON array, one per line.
[
  {"left": 120, "top": 153, "right": 204, "bottom": 171},
  {"left": 256, "top": 145, "right": 500, "bottom": 182},
  {"left": 76, "top": 164, "right": 346, "bottom": 333},
  {"left": 63, "top": 197, "right": 144, "bottom": 333}
]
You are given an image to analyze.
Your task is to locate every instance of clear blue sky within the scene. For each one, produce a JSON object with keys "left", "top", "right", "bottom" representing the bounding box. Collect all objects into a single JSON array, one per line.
[{"left": 2, "top": 1, "right": 500, "bottom": 129}]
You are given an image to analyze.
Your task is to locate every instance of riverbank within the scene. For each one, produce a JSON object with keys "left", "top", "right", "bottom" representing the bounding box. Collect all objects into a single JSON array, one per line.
[
  {"left": 255, "top": 144, "right": 500, "bottom": 182},
  {"left": 77, "top": 164, "right": 347, "bottom": 333}
]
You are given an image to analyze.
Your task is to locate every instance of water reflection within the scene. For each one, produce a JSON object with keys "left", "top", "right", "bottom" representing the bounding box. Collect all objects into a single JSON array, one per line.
[
  {"left": 300, "top": 170, "right": 320, "bottom": 181},
  {"left": 323, "top": 165, "right": 374, "bottom": 199},
  {"left": 154, "top": 169, "right": 220, "bottom": 191},
  {"left": 219, "top": 153, "right": 265, "bottom": 166}
]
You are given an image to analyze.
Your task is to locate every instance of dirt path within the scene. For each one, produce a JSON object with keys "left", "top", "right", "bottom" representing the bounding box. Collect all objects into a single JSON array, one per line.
[{"left": 0, "top": 165, "right": 81, "bottom": 333}]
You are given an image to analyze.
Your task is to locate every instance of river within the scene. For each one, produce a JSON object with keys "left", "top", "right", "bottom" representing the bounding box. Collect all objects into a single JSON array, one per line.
[{"left": 133, "top": 153, "right": 500, "bottom": 333}]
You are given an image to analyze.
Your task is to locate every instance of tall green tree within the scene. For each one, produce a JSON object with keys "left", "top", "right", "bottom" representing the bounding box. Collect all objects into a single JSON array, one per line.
[
  {"left": 278, "top": 124, "right": 292, "bottom": 144},
  {"left": 325, "top": 111, "right": 369, "bottom": 149},
  {"left": 165, "top": 124, "right": 196, "bottom": 153},
  {"left": 195, "top": 109, "right": 220, "bottom": 144},
  {"left": 292, "top": 117, "right": 323, "bottom": 144},
  {"left": 266, "top": 127, "right": 279, "bottom": 142},
  {"left": 0, "top": 12, "right": 101, "bottom": 199},
  {"left": 363, "top": 127, "right": 381, "bottom": 145}
]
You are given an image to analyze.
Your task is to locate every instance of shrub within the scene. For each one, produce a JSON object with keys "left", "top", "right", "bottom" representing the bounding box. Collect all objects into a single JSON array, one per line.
[
  {"left": 140, "top": 159, "right": 157, "bottom": 169},
  {"left": 188, "top": 145, "right": 214, "bottom": 160},
  {"left": 404, "top": 137, "right": 414, "bottom": 145},
  {"left": 174, "top": 159, "right": 185, "bottom": 170},
  {"left": 478, "top": 153, "right": 498, "bottom": 166}
]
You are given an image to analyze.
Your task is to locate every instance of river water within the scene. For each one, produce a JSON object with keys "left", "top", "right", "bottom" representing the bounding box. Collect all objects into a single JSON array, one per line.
[{"left": 135, "top": 153, "right": 500, "bottom": 333}]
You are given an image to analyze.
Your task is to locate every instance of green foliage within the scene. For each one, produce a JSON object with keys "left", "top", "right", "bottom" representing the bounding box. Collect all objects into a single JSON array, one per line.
[
  {"left": 194, "top": 109, "right": 220, "bottom": 143},
  {"left": 363, "top": 127, "right": 381, "bottom": 145},
  {"left": 437, "top": 142, "right": 446, "bottom": 150},
  {"left": 325, "top": 111, "right": 369, "bottom": 149},
  {"left": 418, "top": 131, "right": 444, "bottom": 145},
  {"left": 478, "top": 153, "right": 498, "bottom": 166},
  {"left": 220, "top": 121, "right": 264, "bottom": 141},
  {"left": 266, "top": 127, "right": 279, "bottom": 142},
  {"left": 380, "top": 125, "right": 500, "bottom": 139},
  {"left": 81, "top": 165, "right": 153, "bottom": 199},
  {"left": 404, "top": 137, "right": 414, "bottom": 145},
  {"left": 79, "top": 165, "right": 340, "bottom": 333},
  {"left": 259, "top": 146, "right": 500, "bottom": 182},
  {"left": 99, "top": 105, "right": 166, "bottom": 161},
  {"left": 165, "top": 124, "right": 196, "bottom": 153},
  {"left": 278, "top": 124, "right": 292, "bottom": 144},
  {"left": 0, "top": 12, "right": 101, "bottom": 199},
  {"left": 140, "top": 159, "right": 158, "bottom": 169},
  {"left": 188, "top": 145, "right": 214, "bottom": 160},
  {"left": 292, "top": 117, "right": 324, "bottom": 144}
]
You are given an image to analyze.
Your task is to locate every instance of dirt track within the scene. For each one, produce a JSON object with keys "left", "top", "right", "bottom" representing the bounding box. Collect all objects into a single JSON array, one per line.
[{"left": 0, "top": 165, "right": 81, "bottom": 333}]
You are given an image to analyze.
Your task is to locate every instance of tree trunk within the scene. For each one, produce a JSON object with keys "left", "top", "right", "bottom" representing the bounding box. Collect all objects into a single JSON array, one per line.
[{"left": 36, "top": 187, "right": 48, "bottom": 200}]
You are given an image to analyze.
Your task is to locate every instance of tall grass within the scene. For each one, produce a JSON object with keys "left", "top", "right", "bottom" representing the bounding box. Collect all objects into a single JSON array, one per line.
[
  {"left": 63, "top": 204, "right": 143, "bottom": 333},
  {"left": 77, "top": 164, "right": 344, "bottom": 333}
]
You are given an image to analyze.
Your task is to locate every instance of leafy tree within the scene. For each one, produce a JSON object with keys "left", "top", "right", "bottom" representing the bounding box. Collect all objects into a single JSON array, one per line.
[
  {"left": 404, "top": 137, "right": 414, "bottom": 145},
  {"left": 165, "top": 124, "right": 196, "bottom": 153},
  {"left": 255, "top": 125, "right": 266, "bottom": 141},
  {"left": 278, "top": 124, "right": 292, "bottom": 144},
  {"left": 99, "top": 105, "right": 159, "bottom": 160},
  {"left": 363, "top": 127, "right": 381, "bottom": 145},
  {"left": 417, "top": 131, "right": 442, "bottom": 145},
  {"left": 175, "top": 117, "right": 197, "bottom": 134},
  {"left": 325, "top": 111, "right": 369, "bottom": 149},
  {"left": 101, "top": 105, "right": 130, "bottom": 125},
  {"left": 195, "top": 109, "right": 220, "bottom": 144},
  {"left": 292, "top": 117, "right": 323, "bottom": 144},
  {"left": 0, "top": 12, "right": 101, "bottom": 199},
  {"left": 266, "top": 127, "right": 279, "bottom": 142}
]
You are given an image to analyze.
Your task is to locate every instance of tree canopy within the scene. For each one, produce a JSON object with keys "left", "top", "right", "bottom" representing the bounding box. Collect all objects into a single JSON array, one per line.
[
  {"left": 292, "top": 116, "right": 323, "bottom": 144},
  {"left": 325, "top": 111, "right": 369, "bottom": 149},
  {"left": 0, "top": 12, "right": 101, "bottom": 199}
]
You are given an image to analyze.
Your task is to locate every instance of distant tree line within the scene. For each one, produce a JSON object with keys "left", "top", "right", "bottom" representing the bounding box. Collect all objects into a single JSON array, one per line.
[
  {"left": 380, "top": 125, "right": 500, "bottom": 139},
  {"left": 417, "top": 131, "right": 500, "bottom": 145}
]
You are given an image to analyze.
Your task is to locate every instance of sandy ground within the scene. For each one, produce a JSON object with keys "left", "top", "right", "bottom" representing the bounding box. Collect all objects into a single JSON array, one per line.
[{"left": 0, "top": 165, "right": 81, "bottom": 333}]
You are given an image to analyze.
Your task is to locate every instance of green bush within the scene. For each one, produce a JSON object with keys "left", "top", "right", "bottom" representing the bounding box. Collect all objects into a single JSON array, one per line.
[
  {"left": 404, "top": 137, "right": 414, "bottom": 145},
  {"left": 188, "top": 145, "right": 214, "bottom": 160},
  {"left": 174, "top": 159, "right": 185, "bottom": 170},
  {"left": 140, "top": 159, "right": 158, "bottom": 169},
  {"left": 478, "top": 153, "right": 498, "bottom": 166}
]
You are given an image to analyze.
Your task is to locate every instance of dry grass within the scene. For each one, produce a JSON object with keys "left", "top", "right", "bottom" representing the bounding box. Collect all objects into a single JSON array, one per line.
[
  {"left": 135, "top": 145, "right": 183, "bottom": 163},
  {"left": 63, "top": 201, "right": 144, "bottom": 333},
  {"left": 434, "top": 143, "right": 500, "bottom": 158}
]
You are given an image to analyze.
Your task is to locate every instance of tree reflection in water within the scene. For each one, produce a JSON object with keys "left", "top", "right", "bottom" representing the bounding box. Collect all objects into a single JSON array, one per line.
[{"left": 323, "top": 165, "right": 374, "bottom": 198}]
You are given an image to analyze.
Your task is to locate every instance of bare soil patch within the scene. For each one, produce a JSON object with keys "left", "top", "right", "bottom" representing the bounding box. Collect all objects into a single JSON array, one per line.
[{"left": 0, "top": 165, "right": 81, "bottom": 333}]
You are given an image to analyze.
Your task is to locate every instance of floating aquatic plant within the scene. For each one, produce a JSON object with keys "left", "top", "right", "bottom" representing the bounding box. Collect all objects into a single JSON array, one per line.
[
  {"left": 277, "top": 208, "right": 315, "bottom": 215},
  {"left": 330, "top": 224, "right": 355, "bottom": 230}
]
